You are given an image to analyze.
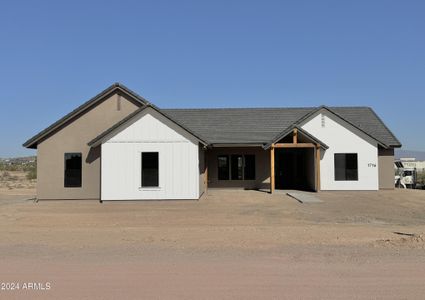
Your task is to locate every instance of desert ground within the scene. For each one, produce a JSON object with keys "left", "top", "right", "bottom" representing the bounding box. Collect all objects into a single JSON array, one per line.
[
  {"left": 0, "top": 171, "right": 35, "bottom": 190},
  {"left": 0, "top": 184, "right": 425, "bottom": 299}
]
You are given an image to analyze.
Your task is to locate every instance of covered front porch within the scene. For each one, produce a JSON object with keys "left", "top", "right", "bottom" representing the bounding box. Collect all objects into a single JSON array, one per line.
[
  {"left": 201, "top": 127, "right": 326, "bottom": 194},
  {"left": 269, "top": 127, "right": 325, "bottom": 193}
]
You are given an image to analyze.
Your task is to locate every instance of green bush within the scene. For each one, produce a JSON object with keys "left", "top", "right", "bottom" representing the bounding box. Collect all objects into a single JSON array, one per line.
[
  {"left": 417, "top": 172, "right": 425, "bottom": 184},
  {"left": 26, "top": 165, "right": 37, "bottom": 180}
]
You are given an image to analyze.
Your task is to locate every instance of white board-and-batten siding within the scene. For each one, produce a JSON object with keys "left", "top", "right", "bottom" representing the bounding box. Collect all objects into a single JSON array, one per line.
[
  {"left": 301, "top": 110, "right": 379, "bottom": 190},
  {"left": 101, "top": 109, "right": 200, "bottom": 200}
]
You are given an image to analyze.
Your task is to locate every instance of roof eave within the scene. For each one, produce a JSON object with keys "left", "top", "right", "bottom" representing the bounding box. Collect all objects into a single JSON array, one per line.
[
  {"left": 210, "top": 143, "right": 265, "bottom": 148},
  {"left": 22, "top": 83, "right": 148, "bottom": 149}
]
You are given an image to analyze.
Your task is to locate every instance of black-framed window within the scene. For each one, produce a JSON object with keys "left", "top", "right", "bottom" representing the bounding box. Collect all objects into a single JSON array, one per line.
[
  {"left": 64, "top": 153, "right": 82, "bottom": 187},
  {"left": 142, "top": 152, "right": 159, "bottom": 187},
  {"left": 244, "top": 155, "right": 256, "bottom": 180},
  {"left": 218, "top": 155, "right": 230, "bottom": 180},
  {"left": 231, "top": 155, "right": 243, "bottom": 180},
  {"left": 334, "top": 153, "right": 358, "bottom": 181},
  {"left": 218, "top": 154, "right": 256, "bottom": 180}
]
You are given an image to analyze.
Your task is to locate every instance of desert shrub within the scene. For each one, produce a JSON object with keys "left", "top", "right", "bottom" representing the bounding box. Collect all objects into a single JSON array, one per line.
[
  {"left": 0, "top": 164, "right": 19, "bottom": 171},
  {"left": 8, "top": 175, "right": 18, "bottom": 181},
  {"left": 1, "top": 171, "right": 10, "bottom": 180},
  {"left": 0, "top": 158, "right": 36, "bottom": 172},
  {"left": 26, "top": 167, "right": 37, "bottom": 180},
  {"left": 22, "top": 161, "right": 36, "bottom": 172},
  {"left": 0, "top": 171, "right": 19, "bottom": 181},
  {"left": 417, "top": 172, "right": 425, "bottom": 184}
]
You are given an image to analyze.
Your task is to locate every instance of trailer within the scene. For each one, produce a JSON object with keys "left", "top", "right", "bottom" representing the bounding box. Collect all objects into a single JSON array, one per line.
[{"left": 394, "top": 160, "right": 417, "bottom": 189}]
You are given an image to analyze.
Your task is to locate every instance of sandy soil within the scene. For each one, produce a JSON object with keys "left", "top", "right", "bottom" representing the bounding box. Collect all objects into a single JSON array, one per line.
[
  {"left": 0, "top": 188, "right": 425, "bottom": 299},
  {"left": 0, "top": 171, "right": 36, "bottom": 190}
]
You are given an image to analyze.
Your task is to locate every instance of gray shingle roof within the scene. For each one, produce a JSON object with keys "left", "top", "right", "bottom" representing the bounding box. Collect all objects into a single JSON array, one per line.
[
  {"left": 330, "top": 107, "right": 401, "bottom": 147},
  {"left": 163, "top": 106, "right": 401, "bottom": 148},
  {"left": 22, "top": 83, "right": 401, "bottom": 150},
  {"left": 163, "top": 108, "right": 313, "bottom": 144}
]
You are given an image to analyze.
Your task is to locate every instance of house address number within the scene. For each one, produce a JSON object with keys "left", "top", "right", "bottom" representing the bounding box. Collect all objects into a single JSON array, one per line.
[{"left": 368, "top": 163, "right": 376, "bottom": 168}]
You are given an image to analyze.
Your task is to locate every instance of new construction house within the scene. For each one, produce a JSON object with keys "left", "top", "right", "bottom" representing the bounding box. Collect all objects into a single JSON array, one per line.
[{"left": 23, "top": 83, "right": 401, "bottom": 201}]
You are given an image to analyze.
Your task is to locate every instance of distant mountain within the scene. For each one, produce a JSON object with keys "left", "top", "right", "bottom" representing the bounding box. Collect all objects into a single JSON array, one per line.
[{"left": 395, "top": 150, "right": 425, "bottom": 161}]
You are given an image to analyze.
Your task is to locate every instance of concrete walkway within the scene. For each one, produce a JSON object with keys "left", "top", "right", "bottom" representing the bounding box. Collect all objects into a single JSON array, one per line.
[{"left": 286, "top": 191, "right": 323, "bottom": 203}]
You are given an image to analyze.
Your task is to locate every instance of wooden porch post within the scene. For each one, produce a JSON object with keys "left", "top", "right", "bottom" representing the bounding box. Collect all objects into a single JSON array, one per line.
[
  {"left": 204, "top": 150, "right": 208, "bottom": 191},
  {"left": 316, "top": 144, "right": 321, "bottom": 192},
  {"left": 270, "top": 145, "right": 275, "bottom": 193}
]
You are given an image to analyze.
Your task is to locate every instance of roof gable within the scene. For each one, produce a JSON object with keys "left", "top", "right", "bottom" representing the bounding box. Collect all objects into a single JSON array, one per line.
[
  {"left": 330, "top": 106, "right": 401, "bottom": 148},
  {"left": 263, "top": 125, "right": 329, "bottom": 150},
  {"left": 23, "top": 83, "right": 148, "bottom": 149},
  {"left": 294, "top": 106, "right": 401, "bottom": 148},
  {"left": 88, "top": 105, "right": 208, "bottom": 147}
]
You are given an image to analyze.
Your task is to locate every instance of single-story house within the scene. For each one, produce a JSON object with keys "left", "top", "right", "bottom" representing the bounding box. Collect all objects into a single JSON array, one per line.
[{"left": 23, "top": 83, "right": 401, "bottom": 201}]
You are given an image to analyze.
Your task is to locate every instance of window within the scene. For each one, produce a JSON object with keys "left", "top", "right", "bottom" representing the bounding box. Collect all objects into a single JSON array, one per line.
[
  {"left": 142, "top": 152, "right": 159, "bottom": 187},
  {"left": 403, "top": 170, "right": 413, "bottom": 177},
  {"left": 334, "top": 153, "right": 358, "bottom": 181},
  {"left": 218, "top": 155, "right": 230, "bottom": 180},
  {"left": 218, "top": 154, "right": 256, "bottom": 180},
  {"left": 231, "top": 155, "right": 243, "bottom": 180},
  {"left": 244, "top": 155, "right": 256, "bottom": 180},
  {"left": 64, "top": 153, "right": 82, "bottom": 187}
]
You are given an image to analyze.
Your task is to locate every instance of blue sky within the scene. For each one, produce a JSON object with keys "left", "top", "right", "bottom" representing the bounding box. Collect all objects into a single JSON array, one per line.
[{"left": 0, "top": 0, "right": 424, "bottom": 157}]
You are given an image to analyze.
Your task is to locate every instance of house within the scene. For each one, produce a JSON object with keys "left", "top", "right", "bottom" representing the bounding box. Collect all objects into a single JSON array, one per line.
[{"left": 23, "top": 83, "right": 401, "bottom": 201}]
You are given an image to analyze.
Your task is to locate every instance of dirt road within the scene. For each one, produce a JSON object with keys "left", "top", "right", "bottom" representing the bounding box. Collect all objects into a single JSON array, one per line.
[{"left": 0, "top": 188, "right": 424, "bottom": 299}]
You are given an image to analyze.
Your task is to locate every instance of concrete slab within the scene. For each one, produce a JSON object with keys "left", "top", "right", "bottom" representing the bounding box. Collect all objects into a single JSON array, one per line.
[{"left": 287, "top": 192, "right": 323, "bottom": 204}]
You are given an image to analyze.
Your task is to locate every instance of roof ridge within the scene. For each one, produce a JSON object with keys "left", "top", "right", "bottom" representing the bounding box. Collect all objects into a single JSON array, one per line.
[
  {"left": 164, "top": 106, "right": 377, "bottom": 111},
  {"left": 328, "top": 105, "right": 372, "bottom": 109},
  {"left": 163, "top": 107, "right": 317, "bottom": 110}
]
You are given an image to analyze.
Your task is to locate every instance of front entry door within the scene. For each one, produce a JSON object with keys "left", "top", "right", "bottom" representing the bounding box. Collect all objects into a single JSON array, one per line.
[{"left": 274, "top": 148, "right": 315, "bottom": 191}]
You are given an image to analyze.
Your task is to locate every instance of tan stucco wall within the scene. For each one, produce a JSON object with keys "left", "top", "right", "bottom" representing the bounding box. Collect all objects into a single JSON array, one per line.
[
  {"left": 199, "top": 147, "right": 206, "bottom": 196},
  {"left": 207, "top": 147, "right": 270, "bottom": 189},
  {"left": 37, "top": 93, "right": 141, "bottom": 199},
  {"left": 378, "top": 148, "right": 395, "bottom": 190}
]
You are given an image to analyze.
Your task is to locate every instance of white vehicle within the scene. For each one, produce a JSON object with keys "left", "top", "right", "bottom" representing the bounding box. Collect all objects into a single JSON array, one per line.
[{"left": 394, "top": 161, "right": 417, "bottom": 189}]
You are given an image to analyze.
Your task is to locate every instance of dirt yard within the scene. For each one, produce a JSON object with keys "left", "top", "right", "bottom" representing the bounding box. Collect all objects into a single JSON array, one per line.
[
  {"left": 0, "top": 171, "right": 36, "bottom": 190},
  {"left": 0, "top": 188, "right": 425, "bottom": 299}
]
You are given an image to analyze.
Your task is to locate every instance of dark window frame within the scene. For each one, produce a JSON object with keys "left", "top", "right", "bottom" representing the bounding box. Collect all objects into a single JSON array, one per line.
[
  {"left": 64, "top": 152, "right": 82, "bottom": 188},
  {"left": 334, "top": 153, "right": 359, "bottom": 181},
  {"left": 231, "top": 154, "right": 243, "bottom": 180},
  {"left": 244, "top": 154, "right": 256, "bottom": 180},
  {"left": 141, "top": 152, "right": 159, "bottom": 188},
  {"left": 218, "top": 154, "right": 256, "bottom": 181},
  {"left": 218, "top": 155, "right": 230, "bottom": 180}
]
